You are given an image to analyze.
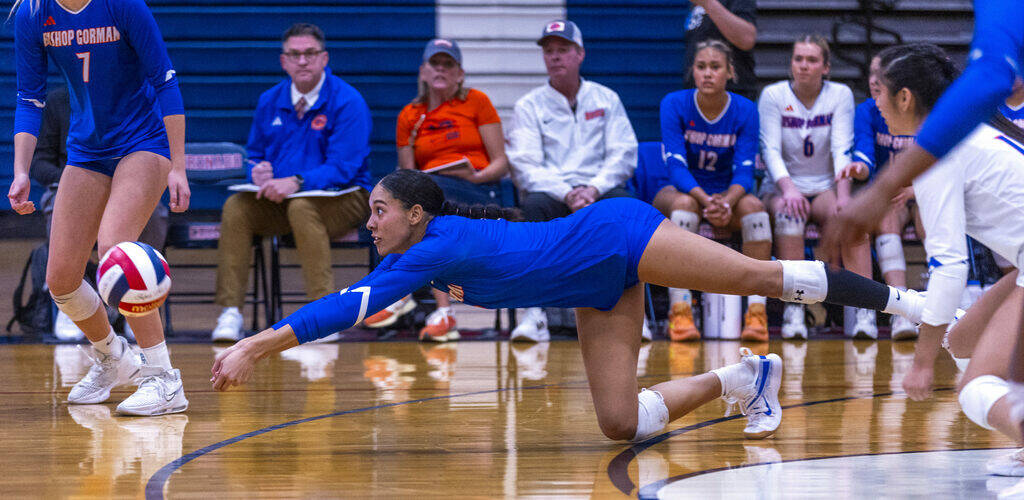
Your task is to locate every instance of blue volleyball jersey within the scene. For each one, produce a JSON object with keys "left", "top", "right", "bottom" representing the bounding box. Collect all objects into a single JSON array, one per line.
[
  {"left": 916, "top": 0, "right": 1024, "bottom": 159},
  {"left": 660, "top": 89, "right": 758, "bottom": 195},
  {"left": 1000, "top": 102, "right": 1024, "bottom": 130},
  {"left": 14, "top": 0, "right": 184, "bottom": 160},
  {"left": 852, "top": 98, "right": 915, "bottom": 174},
  {"left": 275, "top": 198, "right": 667, "bottom": 343}
]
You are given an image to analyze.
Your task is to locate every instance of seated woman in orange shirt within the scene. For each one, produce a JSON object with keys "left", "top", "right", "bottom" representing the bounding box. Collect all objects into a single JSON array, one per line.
[{"left": 363, "top": 38, "right": 510, "bottom": 341}]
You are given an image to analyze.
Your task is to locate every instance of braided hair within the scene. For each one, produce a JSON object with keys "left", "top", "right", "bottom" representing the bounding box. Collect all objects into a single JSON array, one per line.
[{"left": 378, "top": 169, "right": 524, "bottom": 221}]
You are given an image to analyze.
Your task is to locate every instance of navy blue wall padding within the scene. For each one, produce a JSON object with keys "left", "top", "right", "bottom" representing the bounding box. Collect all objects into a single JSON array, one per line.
[
  {"left": 0, "top": 2, "right": 435, "bottom": 209},
  {"left": 566, "top": 2, "right": 690, "bottom": 145}
]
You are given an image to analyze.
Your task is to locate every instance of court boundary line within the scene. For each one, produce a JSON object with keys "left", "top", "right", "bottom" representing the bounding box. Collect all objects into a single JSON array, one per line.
[
  {"left": 144, "top": 382, "right": 574, "bottom": 500},
  {"left": 606, "top": 387, "right": 955, "bottom": 495},
  {"left": 635, "top": 446, "right": 1018, "bottom": 499},
  {"left": 139, "top": 359, "right": 950, "bottom": 498}
]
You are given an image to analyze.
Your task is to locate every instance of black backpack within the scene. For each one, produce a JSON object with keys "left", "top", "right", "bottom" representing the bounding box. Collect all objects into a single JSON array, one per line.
[{"left": 7, "top": 243, "right": 53, "bottom": 336}]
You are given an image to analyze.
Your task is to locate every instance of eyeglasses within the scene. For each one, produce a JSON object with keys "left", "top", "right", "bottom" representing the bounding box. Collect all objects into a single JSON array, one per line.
[{"left": 282, "top": 49, "right": 324, "bottom": 62}]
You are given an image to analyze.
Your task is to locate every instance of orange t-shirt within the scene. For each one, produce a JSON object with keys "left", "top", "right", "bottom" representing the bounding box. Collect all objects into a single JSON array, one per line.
[{"left": 395, "top": 88, "right": 501, "bottom": 171}]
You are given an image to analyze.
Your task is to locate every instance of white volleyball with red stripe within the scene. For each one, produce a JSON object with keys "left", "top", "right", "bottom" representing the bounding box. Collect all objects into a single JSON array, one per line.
[{"left": 96, "top": 242, "right": 172, "bottom": 317}]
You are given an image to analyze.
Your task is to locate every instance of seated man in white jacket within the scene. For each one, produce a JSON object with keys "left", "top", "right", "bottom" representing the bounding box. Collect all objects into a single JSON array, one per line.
[{"left": 507, "top": 20, "right": 641, "bottom": 342}]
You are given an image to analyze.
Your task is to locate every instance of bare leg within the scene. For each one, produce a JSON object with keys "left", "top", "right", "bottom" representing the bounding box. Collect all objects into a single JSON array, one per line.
[
  {"left": 432, "top": 289, "right": 451, "bottom": 309},
  {"left": 577, "top": 284, "right": 725, "bottom": 439},
  {"left": 947, "top": 272, "right": 1018, "bottom": 358},
  {"left": 768, "top": 194, "right": 805, "bottom": 261},
  {"left": 638, "top": 221, "right": 781, "bottom": 297},
  {"left": 958, "top": 286, "right": 1024, "bottom": 443},
  {"left": 46, "top": 166, "right": 112, "bottom": 342},
  {"left": 576, "top": 284, "right": 644, "bottom": 440},
  {"left": 97, "top": 151, "right": 171, "bottom": 349}
]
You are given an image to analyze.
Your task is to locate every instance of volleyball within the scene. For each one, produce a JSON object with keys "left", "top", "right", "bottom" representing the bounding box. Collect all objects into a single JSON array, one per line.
[{"left": 96, "top": 241, "right": 172, "bottom": 317}]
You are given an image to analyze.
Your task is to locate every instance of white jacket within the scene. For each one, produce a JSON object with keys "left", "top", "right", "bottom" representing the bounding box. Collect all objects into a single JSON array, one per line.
[
  {"left": 758, "top": 80, "right": 855, "bottom": 195},
  {"left": 508, "top": 79, "right": 638, "bottom": 200}
]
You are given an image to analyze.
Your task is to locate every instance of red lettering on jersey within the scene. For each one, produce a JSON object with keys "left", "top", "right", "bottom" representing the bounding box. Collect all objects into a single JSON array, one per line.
[
  {"left": 43, "top": 16, "right": 56, "bottom": 26},
  {"left": 585, "top": 109, "right": 605, "bottom": 120},
  {"left": 311, "top": 114, "right": 328, "bottom": 131}
]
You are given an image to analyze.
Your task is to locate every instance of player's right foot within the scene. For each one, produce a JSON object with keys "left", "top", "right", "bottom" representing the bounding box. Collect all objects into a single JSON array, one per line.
[
  {"left": 989, "top": 449, "right": 1024, "bottom": 477},
  {"left": 68, "top": 336, "right": 141, "bottom": 404},
  {"left": 721, "top": 347, "right": 783, "bottom": 440},
  {"left": 116, "top": 367, "right": 188, "bottom": 416},
  {"left": 668, "top": 302, "right": 700, "bottom": 341},
  {"left": 780, "top": 304, "right": 807, "bottom": 340},
  {"left": 364, "top": 296, "right": 417, "bottom": 328},
  {"left": 419, "top": 307, "right": 459, "bottom": 342},
  {"left": 740, "top": 303, "right": 768, "bottom": 342}
]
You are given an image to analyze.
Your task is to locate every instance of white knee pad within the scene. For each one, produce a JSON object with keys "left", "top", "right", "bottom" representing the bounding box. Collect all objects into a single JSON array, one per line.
[
  {"left": 50, "top": 279, "right": 102, "bottom": 322},
  {"left": 741, "top": 212, "right": 772, "bottom": 243},
  {"left": 779, "top": 260, "right": 828, "bottom": 304},
  {"left": 632, "top": 388, "right": 669, "bottom": 442},
  {"left": 959, "top": 375, "right": 1010, "bottom": 430},
  {"left": 875, "top": 233, "right": 906, "bottom": 274},
  {"left": 773, "top": 213, "right": 805, "bottom": 237},
  {"left": 670, "top": 210, "right": 700, "bottom": 233}
]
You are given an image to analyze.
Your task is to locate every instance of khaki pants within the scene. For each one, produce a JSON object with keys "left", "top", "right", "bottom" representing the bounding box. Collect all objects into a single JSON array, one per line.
[{"left": 214, "top": 189, "right": 370, "bottom": 308}]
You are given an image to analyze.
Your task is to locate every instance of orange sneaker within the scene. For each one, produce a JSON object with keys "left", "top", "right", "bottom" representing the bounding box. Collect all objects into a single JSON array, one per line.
[
  {"left": 669, "top": 302, "right": 701, "bottom": 341},
  {"left": 364, "top": 296, "right": 417, "bottom": 328},
  {"left": 419, "top": 307, "right": 460, "bottom": 342},
  {"left": 741, "top": 302, "right": 769, "bottom": 342}
]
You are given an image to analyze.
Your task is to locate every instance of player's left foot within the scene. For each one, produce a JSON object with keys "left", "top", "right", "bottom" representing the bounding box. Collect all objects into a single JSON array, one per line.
[
  {"left": 722, "top": 347, "right": 783, "bottom": 440},
  {"left": 116, "top": 367, "right": 188, "bottom": 416}
]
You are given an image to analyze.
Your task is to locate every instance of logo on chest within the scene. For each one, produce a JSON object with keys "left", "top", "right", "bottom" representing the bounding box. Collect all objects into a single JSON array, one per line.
[
  {"left": 585, "top": 109, "right": 605, "bottom": 120},
  {"left": 448, "top": 284, "right": 464, "bottom": 302},
  {"left": 311, "top": 114, "right": 328, "bottom": 131}
]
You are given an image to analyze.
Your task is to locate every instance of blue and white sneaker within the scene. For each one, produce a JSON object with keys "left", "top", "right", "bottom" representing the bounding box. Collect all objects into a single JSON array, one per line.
[{"left": 722, "top": 347, "right": 783, "bottom": 439}]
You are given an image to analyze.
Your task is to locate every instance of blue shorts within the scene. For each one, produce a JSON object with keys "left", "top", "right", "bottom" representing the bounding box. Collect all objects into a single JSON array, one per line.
[{"left": 67, "top": 138, "right": 171, "bottom": 177}]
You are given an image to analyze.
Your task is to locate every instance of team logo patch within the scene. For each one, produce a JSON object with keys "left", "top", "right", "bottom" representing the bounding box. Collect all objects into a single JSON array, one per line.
[
  {"left": 689, "top": 120, "right": 696, "bottom": 127},
  {"left": 44, "top": 16, "right": 56, "bottom": 26},
  {"left": 272, "top": 116, "right": 283, "bottom": 126},
  {"left": 448, "top": 284, "right": 464, "bottom": 302},
  {"left": 547, "top": 21, "right": 565, "bottom": 32},
  {"left": 311, "top": 114, "right": 327, "bottom": 130},
  {"left": 785, "top": 105, "right": 794, "bottom": 112},
  {"left": 585, "top": 109, "right": 605, "bottom": 120},
  {"left": 434, "top": 39, "right": 453, "bottom": 48}
]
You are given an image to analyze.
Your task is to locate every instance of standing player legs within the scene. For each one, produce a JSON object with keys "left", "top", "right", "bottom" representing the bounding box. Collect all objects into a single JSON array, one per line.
[
  {"left": 813, "top": 190, "right": 877, "bottom": 338},
  {"left": 98, "top": 151, "right": 172, "bottom": 350},
  {"left": 46, "top": 166, "right": 112, "bottom": 341}
]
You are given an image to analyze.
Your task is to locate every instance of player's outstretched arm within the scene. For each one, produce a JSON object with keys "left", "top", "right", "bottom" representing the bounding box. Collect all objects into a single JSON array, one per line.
[{"left": 211, "top": 324, "right": 299, "bottom": 391}]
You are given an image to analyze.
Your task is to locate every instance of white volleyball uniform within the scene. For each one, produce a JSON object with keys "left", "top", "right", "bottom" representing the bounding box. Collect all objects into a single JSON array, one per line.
[
  {"left": 758, "top": 80, "right": 855, "bottom": 196},
  {"left": 914, "top": 123, "right": 1024, "bottom": 325}
]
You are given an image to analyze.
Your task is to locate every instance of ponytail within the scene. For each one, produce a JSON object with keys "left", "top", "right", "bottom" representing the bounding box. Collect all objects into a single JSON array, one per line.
[
  {"left": 439, "top": 200, "right": 524, "bottom": 221},
  {"left": 378, "top": 169, "right": 523, "bottom": 221}
]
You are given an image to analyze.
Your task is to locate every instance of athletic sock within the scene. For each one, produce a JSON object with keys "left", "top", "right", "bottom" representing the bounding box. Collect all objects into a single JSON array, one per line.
[
  {"left": 140, "top": 341, "right": 173, "bottom": 370},
  {"left": 712, "top": 362, "right": 754, "bottom": 397},
  {"left": 882, "top": 287, "right": 925, "bottom": 324},
  {"left": 91, "top": 329, "right": 121, "bottom": 356}
]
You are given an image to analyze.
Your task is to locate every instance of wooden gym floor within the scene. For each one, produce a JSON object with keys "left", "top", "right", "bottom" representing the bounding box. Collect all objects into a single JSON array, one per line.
[{"left": 0, "top": 338, "right": 1018, "bottom": 499}]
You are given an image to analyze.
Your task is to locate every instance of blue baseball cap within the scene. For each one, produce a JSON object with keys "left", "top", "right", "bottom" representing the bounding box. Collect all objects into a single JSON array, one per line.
[
  {"left": 423, "top": 38, "right": 462, "bottom": 65},
  {"left": 537, "top": 20, "right": 583, "bottom": 48}
]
